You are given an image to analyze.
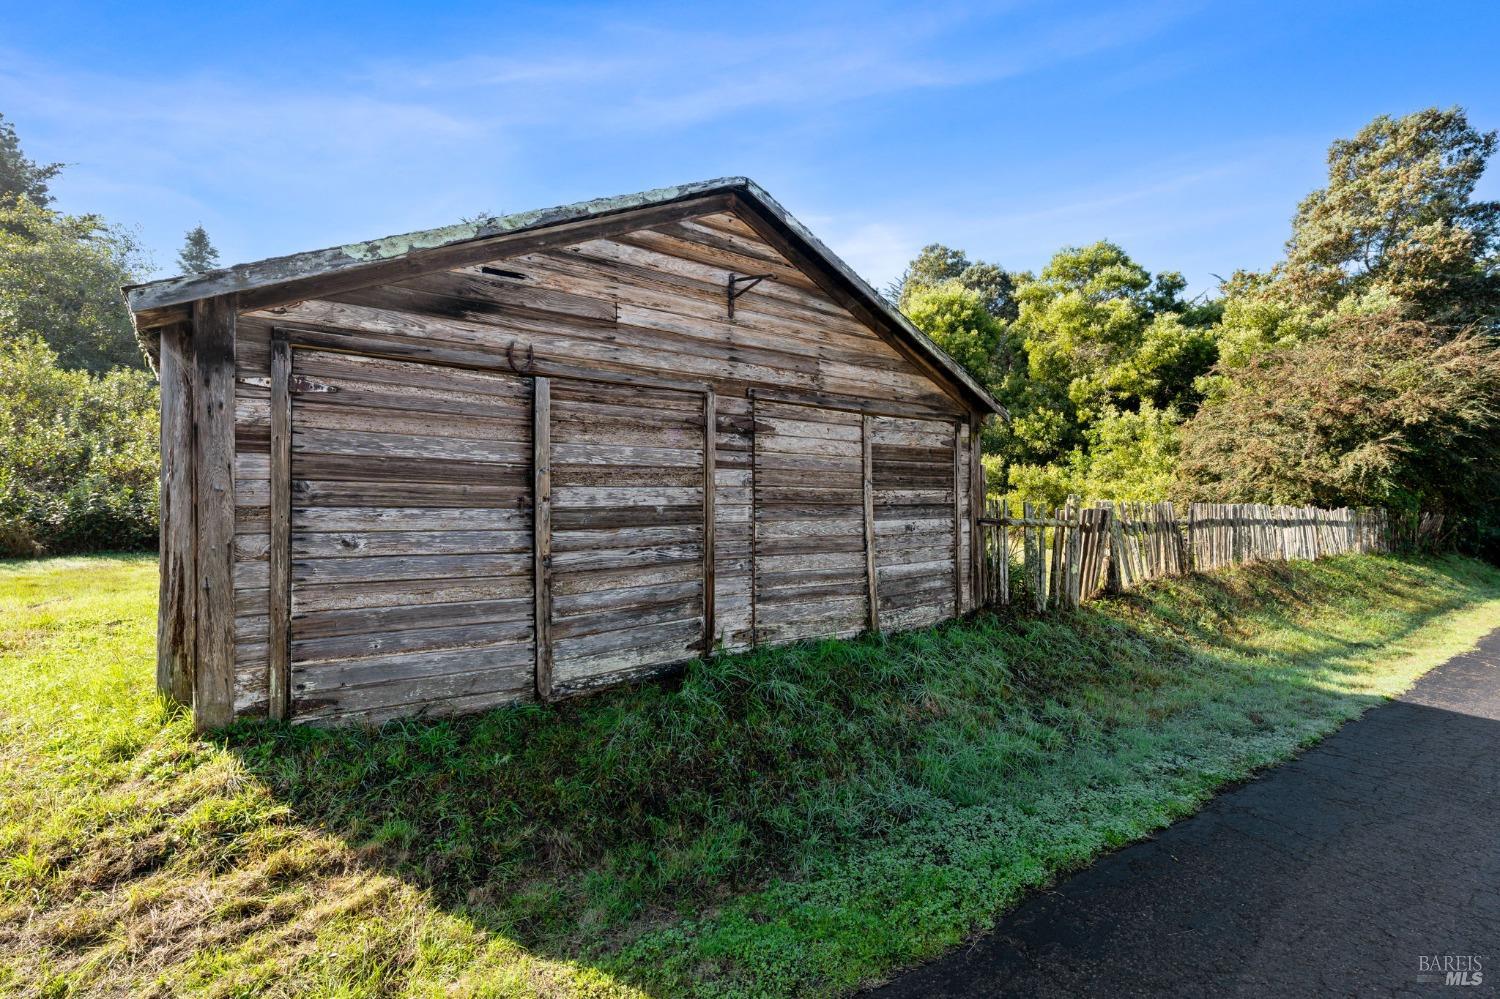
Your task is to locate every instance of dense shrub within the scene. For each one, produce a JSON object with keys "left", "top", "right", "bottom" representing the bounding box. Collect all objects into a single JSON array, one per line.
[
  {"left": 0, "top": 335, "right": 158, "bottom": 555},
  {"left": 1177, "top": 312, "right": 1500, "bottom": 556}
]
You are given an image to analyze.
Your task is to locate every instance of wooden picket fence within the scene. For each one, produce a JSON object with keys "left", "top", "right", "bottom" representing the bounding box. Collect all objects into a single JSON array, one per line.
[{"left": 977, "top": 497, "right": 1396, "bottom": 611}]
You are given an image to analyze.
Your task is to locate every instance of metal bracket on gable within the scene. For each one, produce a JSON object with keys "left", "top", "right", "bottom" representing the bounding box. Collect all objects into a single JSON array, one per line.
[{"left": 727, "top": 272, "right": 775, "bottom": 320}]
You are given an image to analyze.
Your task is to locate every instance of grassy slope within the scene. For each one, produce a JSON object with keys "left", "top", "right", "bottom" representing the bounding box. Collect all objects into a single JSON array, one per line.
[{"left": 1, "top": 555, "right": 1497, "bottom": 997}]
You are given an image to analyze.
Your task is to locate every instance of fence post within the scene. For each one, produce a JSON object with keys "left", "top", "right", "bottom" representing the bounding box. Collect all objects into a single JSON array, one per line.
[{"left": 997, "top": 495, "right": 1010, "bottom": 606}]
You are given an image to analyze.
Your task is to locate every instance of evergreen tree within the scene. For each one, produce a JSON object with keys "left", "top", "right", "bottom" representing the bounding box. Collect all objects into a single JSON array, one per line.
[
  {"left": 1281, "top": 106, "right": 1498, "bottom": 327},
  {"left": 0, "top": 112, "right": 61, "bottom": 206},
  {"left": 177, "top": 224, "right": 220, "bottom": 274}
]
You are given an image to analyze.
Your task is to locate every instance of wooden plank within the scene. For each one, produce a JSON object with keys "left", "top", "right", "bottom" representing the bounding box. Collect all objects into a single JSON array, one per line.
[
  {"left": 554, "top": 579, "right": 702, "bottom": 617},
  {"left": 862, "top": 415, "right": 878, "bottom": 633},
  {"left": 749, "top": 393, "right": 759, "bottom": 645},
  {"left": 533, "top": 376, "right": 553, "bottom": 701},
  {"left": 156, "top": 323, "right": 195, "bottom": 706},
  {"left": 293, "top": 642, "right": 535, "bottom": 696},
  {"left": 294, "top": 597, "right": 533, "bottom": 641},
  {"left": 276, "top": 324, "right": 712, "bottom": 396},
  {"left": 290, "top": 552, "right": 531, "bottom": 585},
  {"left": 292, "top": 453, "right": 529, "bottom": 485},
  {"left": 294, "top": 427, "right": 531, "bottom": 464},
  {"left": 969, "top": 413, "right": 983, "bottom": 612},
  {"left": 293, "top": 529, "right": 532, "bottom": 558},
  {"left": 193, "top": 294, "right": 237, "bottom": 730},
  {"left": 292, "top": 479, "right": 530, "bottom": 508},
  {"left": 291, "top": 505, "right": 528, "bottom": 533},
  {"left": 267, "top": 334, "right": 292, "bottom": 720},
  {"left": 703, "top": 388, "right": 716, "bottom": 653},
  {"left": 748, "top": 387, "right": 962, "bottom": 421},
  {"left": 293, "top": 619, "right": 534, "bottom": 663},
  {"left": 287, "top": 345, "right": 533, "bottom": 399},
  {"left": 952, "top": 421, "right": 963, "bottom": 613}
]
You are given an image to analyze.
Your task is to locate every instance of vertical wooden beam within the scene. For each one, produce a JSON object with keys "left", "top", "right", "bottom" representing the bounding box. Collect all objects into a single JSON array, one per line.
[
  {"left": 156, "top": 322, "right": 195, "bottom": 706},
  {"left": 532, "top": 376, "right": 554, "bottom": 701},
  {"left": 951, "top": 420, "right": 963, "bottom": 614},
  {"left": 191, "top": 295, "right": 237, "bottom": 731},
  {"left": 748, "top": 393, "right": 759, "bottom": 645},
  {"left": 702, "top": 389, "right": 716, "bottom": 655},
  {"left": 267, "top": 333, "right": 292, "bottom": 721},
  {"left": 861, "top": 414, "right": 878, "bottom": 633},
  {"left": 969, "top": 413, "right": 983, "bottom": 614}
]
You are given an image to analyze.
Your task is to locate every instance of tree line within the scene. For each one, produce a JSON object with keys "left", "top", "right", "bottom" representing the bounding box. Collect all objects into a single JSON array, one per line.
[
  {"left": 0, "top": 113, "right": 219, "bottom": 553},
  {"left": 892, "top": 107, "right": 1500, "bottom": 556},
  {"left": 1, "top": 107, "right": 1497, "bottom": 557}
]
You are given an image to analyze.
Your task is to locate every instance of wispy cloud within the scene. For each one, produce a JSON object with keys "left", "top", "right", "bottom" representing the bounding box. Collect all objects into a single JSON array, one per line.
[{"left": 0, "top": 0, "right": 1205, "bottom": 275}]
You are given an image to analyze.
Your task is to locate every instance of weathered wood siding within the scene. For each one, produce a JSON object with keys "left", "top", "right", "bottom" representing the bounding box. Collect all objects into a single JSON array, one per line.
[
  {"left": 752, "top": 401, "right": 869, "bottom": 644},
  {"left": 156, "top": 323, "right": 195, "bottom": 706},
  {"left": 548, "top": 379, "right": 707, "bottom": 694},
  {"left": 228, "top": 208, "right": 975, "bottom": 722},
  {"left": 871, "top": 414, "right": 964, "bottom": 631}
]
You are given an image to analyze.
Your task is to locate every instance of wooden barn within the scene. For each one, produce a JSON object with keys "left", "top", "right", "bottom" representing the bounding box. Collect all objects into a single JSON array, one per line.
[{"left": 126, "top": 178, "right": 1006, "bottom": 729}]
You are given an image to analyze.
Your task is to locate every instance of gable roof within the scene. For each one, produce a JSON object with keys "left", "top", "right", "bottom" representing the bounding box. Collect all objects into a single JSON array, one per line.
[{"left": 125, "top": 177, "right": 1005, "bottom": 416}]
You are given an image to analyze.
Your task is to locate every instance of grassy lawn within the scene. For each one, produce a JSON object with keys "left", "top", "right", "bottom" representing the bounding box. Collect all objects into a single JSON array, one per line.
[{"left": 2, "top": 553, "right": 1498, "bottom": 996}]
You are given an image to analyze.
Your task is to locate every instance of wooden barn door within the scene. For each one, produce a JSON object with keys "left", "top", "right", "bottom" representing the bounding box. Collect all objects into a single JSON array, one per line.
[
  {"left": 540, "top": 378, "right": 710, "bottom": 697},
  {"left": 751, "top": 400, "right": 870, "bottom": 643},
  {"left": 870, "top": 415, "right": 960, "bottom": 631},
  {"left": 274, "top": 346, "right": 537, "bottom": 724}
]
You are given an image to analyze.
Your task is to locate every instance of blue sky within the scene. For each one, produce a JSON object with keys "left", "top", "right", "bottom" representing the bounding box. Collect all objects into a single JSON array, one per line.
[{"left": 3, "top": 1, "right": 1497, "bottom": 297}]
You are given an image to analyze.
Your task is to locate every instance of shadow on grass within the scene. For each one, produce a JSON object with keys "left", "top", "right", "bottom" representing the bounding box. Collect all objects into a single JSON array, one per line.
[{"left": 219, "top": 554, "right": 1500, "bottom": 990}]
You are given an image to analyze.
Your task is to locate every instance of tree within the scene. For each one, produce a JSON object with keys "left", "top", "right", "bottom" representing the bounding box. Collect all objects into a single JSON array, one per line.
[
  {"left": 0, "top": 112, "right": 61, "bottom": 206},
  {"left": 1220, "top": 107, "right": 1500, "bottom": 360},
  {"left": 1177, "top": 312, "right": 1500, "bottom": 527},
  {"left": 1004, "top": 403, "right": 1182, "bottom": 508},
  {"left": 987, "top": 242, "right": 1218, "bottom": 504},
  {"left": 177, "top": 224, "right": 220, "bottom": 274},
  {"left": 898, "top": 240, "right": 1218, "bottom": 507},
  {"left": 0, "top": 198, "right": 147, "bottom": 372},
  {"left": 901, "top": 281, "right": 1012, "bottom": 385},
  {"left": 892, "top": 243, "right": 1018, "bottom": 321},
  {"left": 0, "top": 335, "right": 159, "bottom": 555},
  {"left": 1011, "top": 241, "right": 1216, "bottom": 428},
  {"left": 1284, "top": 107, "right": 1498, "bottom": 326}
]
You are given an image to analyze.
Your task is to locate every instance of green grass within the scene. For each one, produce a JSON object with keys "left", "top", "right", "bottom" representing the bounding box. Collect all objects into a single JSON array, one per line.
[{"left": 2, "top": 553, "right": 1498, "bottom": 997}]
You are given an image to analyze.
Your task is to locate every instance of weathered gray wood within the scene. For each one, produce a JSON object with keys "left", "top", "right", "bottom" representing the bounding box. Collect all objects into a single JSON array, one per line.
[
  {"left": 533, "top": 376, "right": 553, "bottom": 701},
  {"left": 293, "top": 641, "right": 534, "bottom": 696},
  {"left": 748, "top": 392, "right": 760, "bottom": 645},
  {"left": 275, "top": 324, "right": 713, "bottom": 396},
  {"left": 157, "top": 322, "right": 196, "bottom": 705},
  {"left": 292, "top": 529, "right": 532, "bottom": 557},
  {"left": 862, "top": 414, "right": 878, "bottom": 633},
  {"left": 267, "top": 333, "right": 292, "bottom": 720},
  {"left": 703, "top": 389, "right": 716, "bottom": 653},
  {"left": 969, "top": 413, "right": 983, "bottom": 613},
  {"left": 193, "top": 295, "right": 238, "bottom": 730},
  {"left": 951, "top": 421, "right": 963, "bottom": 612},
  {"left": 192, "top": 188, "right": 1015, "bottom": 726},
  {"left": 287, "top": 574, "right": 533, "bottom": 613},
  {"left": 748, "top": 386, "right": 960, "bottom": 421}
]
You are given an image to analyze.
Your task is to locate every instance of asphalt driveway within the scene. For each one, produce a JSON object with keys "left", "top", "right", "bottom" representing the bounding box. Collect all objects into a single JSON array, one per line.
[{"left": 870, "top": 627, "right": 1500, "bottom": 997}]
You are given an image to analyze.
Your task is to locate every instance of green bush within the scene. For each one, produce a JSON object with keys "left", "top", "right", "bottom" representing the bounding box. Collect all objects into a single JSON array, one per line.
[{"left": 0, "top": 336, "right": 158, "bottom": 555}]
